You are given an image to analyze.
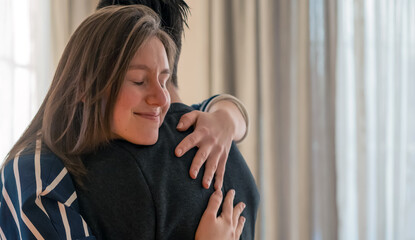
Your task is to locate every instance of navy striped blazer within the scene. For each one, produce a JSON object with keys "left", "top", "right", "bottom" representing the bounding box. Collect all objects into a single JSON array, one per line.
[{"left": 0, "top": 138, "right": 95, "bottom": 239}]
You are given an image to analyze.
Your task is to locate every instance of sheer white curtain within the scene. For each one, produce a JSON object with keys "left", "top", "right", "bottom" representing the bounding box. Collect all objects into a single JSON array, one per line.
[
  {"left": 336, "top": 0, "right": 415, "bottom": 239},
  {"left": 0, "top": 0, "right": 96, "bottom": 161},
  {"left": 0, "top": 0, "right": 51, "bottom": 161}
]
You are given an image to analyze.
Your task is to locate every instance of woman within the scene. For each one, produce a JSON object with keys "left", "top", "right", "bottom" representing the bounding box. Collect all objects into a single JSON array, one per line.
[{"left": 0, "top": 5, "right": 245, "bottom": 239}]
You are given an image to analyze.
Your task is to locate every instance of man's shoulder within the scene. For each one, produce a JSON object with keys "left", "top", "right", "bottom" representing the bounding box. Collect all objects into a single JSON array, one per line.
[
  {"left": 165, "top": 103, "right": 193, "bottom": 121},
  {"left": 82, "top": 140, "right": 145, "bottom": 168},
  {"left": 167, "top": 102, "right": 194, "bottom": 113},
  {"left": 157, "top": 103, "right": 195, "bottom": 147}
]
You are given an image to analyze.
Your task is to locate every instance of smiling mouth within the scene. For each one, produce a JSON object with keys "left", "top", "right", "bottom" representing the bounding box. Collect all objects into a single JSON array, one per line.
[{"left": 134, "top": 112, "right": 160, "bottom": 121}]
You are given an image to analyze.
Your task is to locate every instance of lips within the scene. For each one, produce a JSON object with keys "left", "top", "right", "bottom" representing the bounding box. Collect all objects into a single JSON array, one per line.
[{"left": 134, "top": 112, "right": 160, "bottom": 121}]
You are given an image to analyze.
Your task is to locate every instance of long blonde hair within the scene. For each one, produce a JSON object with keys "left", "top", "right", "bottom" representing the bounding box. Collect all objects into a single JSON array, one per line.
[{"left": 3, "top": 5, "right": 176, "bottom": 185}]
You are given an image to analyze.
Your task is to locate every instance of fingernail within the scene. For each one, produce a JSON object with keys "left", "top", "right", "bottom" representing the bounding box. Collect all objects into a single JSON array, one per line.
[
  {"left": 206, "top": 179, "right": 211, "bottom": 187},
  {"left": 242, "top": 203, "right": 246, "bottom": 209},
  {"left": 192, "top": 170, "right": 198, "bottom": 178},
  {"left": 231, "top": 189, "right": 235, "bottom": 195},
  {"left": 242, "top": 217, "right": 246, "bottom": 224},
  {"left": 177, "top": 122, "right": 183, "bottom": 129},
  {"left": 176, "top": 148, "right": 182, "bottom": 156}
]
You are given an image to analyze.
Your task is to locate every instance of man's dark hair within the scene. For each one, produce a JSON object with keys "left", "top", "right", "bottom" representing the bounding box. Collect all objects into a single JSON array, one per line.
[{"left": 97, "top": 0, "right": 190, "bottom": 87}]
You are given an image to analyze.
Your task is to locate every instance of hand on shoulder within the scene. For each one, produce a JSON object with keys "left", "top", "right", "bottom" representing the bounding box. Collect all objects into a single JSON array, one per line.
[{"left": 195, "top": 190, "right": 246, "bottom": 240}]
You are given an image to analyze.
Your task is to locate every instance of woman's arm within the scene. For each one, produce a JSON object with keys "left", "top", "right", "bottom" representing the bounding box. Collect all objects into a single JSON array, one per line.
[
  {"left": 175, "top": 94, "right": 249, "bottom": 190},
  {"left": 204, "top": 96, "right": 248, "bottom": 142},
  {"left": 190, "top": 94, "right": 248, "bottom": 142},
  {"left": 0, "top": 153, "right": 95, "bottom": 239}
]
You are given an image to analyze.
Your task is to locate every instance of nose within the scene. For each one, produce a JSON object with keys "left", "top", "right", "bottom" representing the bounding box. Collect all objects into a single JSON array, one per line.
[{"left": 146, "top": 77, "right": 169, "bottom": 107}]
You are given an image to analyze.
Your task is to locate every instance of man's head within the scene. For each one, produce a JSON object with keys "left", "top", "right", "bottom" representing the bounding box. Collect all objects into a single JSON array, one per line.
[{"left": 97, "top": 0, "right": 190, "bottom": 87}]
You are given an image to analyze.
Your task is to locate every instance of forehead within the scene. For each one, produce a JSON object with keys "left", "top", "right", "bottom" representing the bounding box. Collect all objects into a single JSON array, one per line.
[{"left": 129, "top": 36, "right": 168, "bottom": 67}]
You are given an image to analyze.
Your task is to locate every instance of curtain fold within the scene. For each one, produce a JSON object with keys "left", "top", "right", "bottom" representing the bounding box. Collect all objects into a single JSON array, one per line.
[
  {"left": 0, "top": 0, "right": 51, "bottom": 160},
  {"left": 50, "top": 0, "right": 97, "bottom": 69},
  {"left": 180, "top": 0, "right": 414, "bottom": 239},
  {"left": 193, "top": 0, "right": 338, "bottom": 239},
  {"left": 309, "top": 0, "right": 338, "bottom": 239},
  {"left": 336, "top": 0, "right": 415, "bottom": 239},
  {"left": 0, "top": 0, "right": 97, "bottom": 161}
]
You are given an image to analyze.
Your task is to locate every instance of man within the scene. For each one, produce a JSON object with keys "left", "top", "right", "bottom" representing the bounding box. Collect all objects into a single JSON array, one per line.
[{"left": 76, "top": 1, "right": 260, "bottom": 239}]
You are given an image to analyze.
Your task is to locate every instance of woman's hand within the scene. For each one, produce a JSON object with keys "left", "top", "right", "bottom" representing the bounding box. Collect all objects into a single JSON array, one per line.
[
  {"left": 175, "top": 106, "right": 241, "bottom": 190},
  {"left": 195, "top": 190, "right": 246, "bottom": 240}
]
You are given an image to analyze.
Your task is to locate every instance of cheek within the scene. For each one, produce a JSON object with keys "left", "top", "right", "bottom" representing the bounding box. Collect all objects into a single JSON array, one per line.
[
  {"left": 163, "top": 89, "right": 171, "bottom": 110},
  {"left": 111, "top": 101, "right": 124, "bottom": 133},
  {"left": 160, "top": 89, "right": 171, "bottom": 121},
  {"left": 117, "top": 87, "right": 143, "bottom": 108},
  {"left": 111, "top": 88, "right": 137, "bottom": 125},
  {"left": 164, "top": 89, "right": 171, "bottom": 106}
]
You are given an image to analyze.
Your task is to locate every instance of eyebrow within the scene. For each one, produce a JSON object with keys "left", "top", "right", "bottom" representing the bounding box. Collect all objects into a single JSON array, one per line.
[{"left": 128, "top": 64, "right": 170, "bottom": 74}]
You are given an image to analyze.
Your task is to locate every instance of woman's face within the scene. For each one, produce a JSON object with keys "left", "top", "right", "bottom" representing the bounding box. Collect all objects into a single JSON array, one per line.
[{"left": 111, "top": 36, "right": 171, "bottom": 145}]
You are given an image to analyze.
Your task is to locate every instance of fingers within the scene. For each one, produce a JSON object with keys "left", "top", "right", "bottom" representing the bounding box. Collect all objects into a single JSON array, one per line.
[
  {"left": 189, "top": 146, "right": 211, "bottom": 179},
  {"left": 202, "top": 150, "right": 221, "bottom": 189},
  {"left": 232, "top": 194, "right": 246, "bottom": 239},
  {"left": 232, "top": 202, "right": 246, "bottom": 227},
  {"left": 221, "top": 189, "right": 235, "bottom": 221},
  {"left": 235, "top": 216, "right": 246, "bottom": 239},
  {"left": 213, "top": 152, "right": 227, "bottom": 190},
  {"left": 175, "top": 131, "right": 203, "bottom": 157},
  {"left": 175, "top": 111, "right": 204, "bottom": 157},
  {"left": 188, "top": 146, "right": 221, "bottom": 189},
  {"left": 176, "top": 111, "right": 199, "bottom": 131},
  {"left": 175, "top": 109, "right": 233, "bottom": 190},
  {"left": 204, "top": 190, "right": 223, "bottom": 217}
]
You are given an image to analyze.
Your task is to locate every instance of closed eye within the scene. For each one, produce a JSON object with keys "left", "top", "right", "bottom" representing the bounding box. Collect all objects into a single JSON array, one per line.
[{"left": 133, "top": 81, "right": 144, "bottom": 86}]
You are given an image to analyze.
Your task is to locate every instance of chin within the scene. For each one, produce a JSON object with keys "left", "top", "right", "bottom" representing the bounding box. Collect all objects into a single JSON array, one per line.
[
  {"left": 145, "top": 137, "right": 158, "bottom": 145},
  {"left": 129, "top": 133, "right": 159, "bottom": 146}
]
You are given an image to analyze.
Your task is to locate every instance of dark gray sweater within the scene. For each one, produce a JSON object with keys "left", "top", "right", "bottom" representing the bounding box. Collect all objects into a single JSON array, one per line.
[{"left": 76, "top": 103, "right": 260, "bottom": 240}]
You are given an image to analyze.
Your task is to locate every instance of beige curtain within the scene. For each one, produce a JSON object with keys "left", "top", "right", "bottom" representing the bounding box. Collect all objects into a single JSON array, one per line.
[
  {"left": 179, "top": 0, "right": 338, "bottom": 239},
  {"left": 50, "top": 0, "right": 98, "bottom": 69}
]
